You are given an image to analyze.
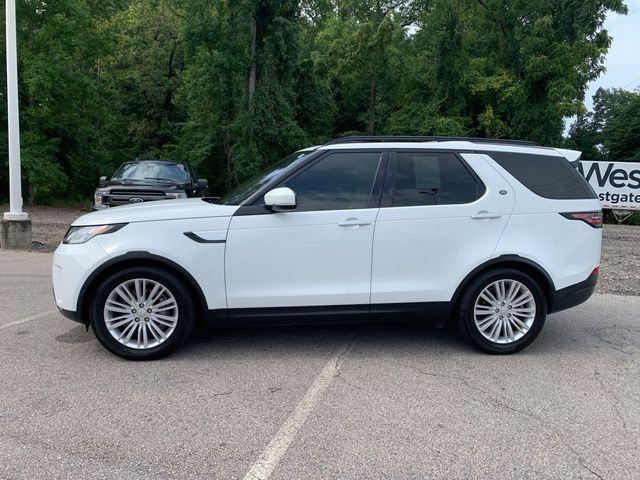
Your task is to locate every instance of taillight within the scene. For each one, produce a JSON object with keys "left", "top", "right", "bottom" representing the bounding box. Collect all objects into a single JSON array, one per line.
[{"left": 559, "top": 211, "right": 603, "bottom": 228}]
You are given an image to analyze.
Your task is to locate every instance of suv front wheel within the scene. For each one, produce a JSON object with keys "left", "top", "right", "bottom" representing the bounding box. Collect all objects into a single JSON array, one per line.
[
  {"left": 457, "top": 269, "right": 547, "bottom": 354},
  {"left": 91, "top": 267, "right": 196, "bottom": 360}
]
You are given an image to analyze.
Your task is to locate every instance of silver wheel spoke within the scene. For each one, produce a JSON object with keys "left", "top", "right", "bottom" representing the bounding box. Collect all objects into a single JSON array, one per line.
[
  {"left": 473, "top": 279, "right": 536, "bottom": 345},
  {"left": 147, "top": 283, "right": 163, "bottom": 306},
  {"left": 106, "top": 298, "right": 132, "bottom": 312},
  {"left": 511, "top": 316, "right": 528, "bottom": 333},
  {"left": 104, "top": 278, "right": 179, "bottom": 350},
  {"left": 475, "top": 305, "right": 495, "bottom": 313},
  {"left": 119, "top": 322, "right": 137, "bottom": 343},
  {"left": 115, "top": 285, "right": 135, "bottom": 305},
  {"left": 142, "top": 323, "right": 149, "bottom": 349},
  {"left": 488, "top": 320, "right": 501, "bottom": 341},
  {"left": 107, "top": 317, "right": 133, "bottom": 330},
  {"left": 151, "top": 316, "right": 175, "bottom": 327},
  {"left": 505, "top": 318, "right": 515, "bottom": 342},
  {"left": 152, "top": 298, "right": 175, "bottom": 310},
  {"left": 478, "top": 315, "right": 498, "bottom": 332},
  {"left": 512, "top": 307, "right": 535, "bottom": 314},
  {"left": 480, "top": 291, "right": 498, "bottom": 305},
  {"left": 136, "top": 323, "right": 143, "bottom": 347},
  {"left": 505, "top": 282, "right": 520, "bottom": 303},
  {"left": 134, "top": 279, "right": 143, "bottom": 302},
  {"left": 148, "top": 321, "right": 166, "bottom": 341},
  {"left": 511, "top": 292, "right": 534, "bottom": 307},
  {"left": 153, "top": 313, "right": 178, "bottom": 323}
]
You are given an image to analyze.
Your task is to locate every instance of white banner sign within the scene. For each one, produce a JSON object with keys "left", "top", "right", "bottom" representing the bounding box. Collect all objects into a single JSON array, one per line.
[{"left": 578, "top": 161, "right": 640, "bottom": 210}]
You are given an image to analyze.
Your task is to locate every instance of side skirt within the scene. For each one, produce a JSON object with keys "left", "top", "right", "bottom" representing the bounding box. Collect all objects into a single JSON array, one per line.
[{"left": 203, "top": 302, "right": 453, "bottom": 327}]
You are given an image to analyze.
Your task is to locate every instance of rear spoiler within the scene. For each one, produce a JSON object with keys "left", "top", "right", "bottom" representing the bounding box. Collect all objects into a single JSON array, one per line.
[{"left": 554, "top": 148, "right": 582, "bottom": 167}]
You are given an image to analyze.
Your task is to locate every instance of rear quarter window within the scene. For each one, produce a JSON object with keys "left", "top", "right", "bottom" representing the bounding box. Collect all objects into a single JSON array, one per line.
[{"left": 487, "top": 152, "right": 597, "bottom": 200}]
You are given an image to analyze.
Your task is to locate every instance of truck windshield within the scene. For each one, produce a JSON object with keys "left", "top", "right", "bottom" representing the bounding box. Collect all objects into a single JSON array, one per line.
[{"left": 112, "top": 162, "right": 190, "bottom": 184}]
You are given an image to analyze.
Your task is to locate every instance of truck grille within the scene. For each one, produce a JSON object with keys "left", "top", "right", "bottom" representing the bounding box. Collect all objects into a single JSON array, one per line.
[{"left": 106, "top": 189, "right": 167, "bottom": 207}]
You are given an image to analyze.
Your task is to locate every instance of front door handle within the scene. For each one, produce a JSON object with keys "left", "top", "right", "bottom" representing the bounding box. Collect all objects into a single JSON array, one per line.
[
  {"left": 471, "top": 211, "right": 502, "bottom": 220},
  {"left": 338, "top": 217, "right": 372, "bottom": 227}
]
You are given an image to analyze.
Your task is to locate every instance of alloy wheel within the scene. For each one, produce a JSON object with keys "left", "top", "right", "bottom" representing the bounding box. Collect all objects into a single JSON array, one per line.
[
  {"left": 473, "top": 279, "right": 536, "bottom": 344},
  {"left": 103, "top": 278, "right": 179, "bottom": 350}
]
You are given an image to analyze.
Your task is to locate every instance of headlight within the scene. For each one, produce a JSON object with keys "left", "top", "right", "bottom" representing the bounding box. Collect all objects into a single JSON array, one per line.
[
  {"left": 166, "top": 191, "right": 187, "bottom": 199},
  {"left": 63, "top": 224, "right": 127, "bottom": 245},
  {"left": 94, "top": 188, "right": 110, "bottom": 208}
]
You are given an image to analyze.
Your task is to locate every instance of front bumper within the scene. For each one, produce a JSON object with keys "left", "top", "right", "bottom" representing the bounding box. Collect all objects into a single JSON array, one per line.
[
  {"left": 52, "top": 240, "right": 109, "bottom": 323},
  {"left": 57, "top": 306, "right": 84, "bottom": 324},
  {"left": 550, "top": 268, "right": 599, "bottom": 314}
]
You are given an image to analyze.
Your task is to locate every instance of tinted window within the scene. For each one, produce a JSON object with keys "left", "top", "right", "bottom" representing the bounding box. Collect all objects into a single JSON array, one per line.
[
  {"left": 388, "top": 152, "right": 482, "bottom": 206},
  {"left": 220, "top": 151, "right": 311, "bottom": 205},
  {"left": 488, "top": 152, "right": 597, "bottom": 200},
  {"left": 284, "top": 152, "right": 382, "bottom": 211}
]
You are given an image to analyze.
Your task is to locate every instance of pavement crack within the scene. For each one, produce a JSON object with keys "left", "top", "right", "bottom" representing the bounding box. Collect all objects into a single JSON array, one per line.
[
  {"left": 590, "top": 330, "right": 635, "bottom": 356},
  {"left": 383, "top": 357, "right": 601, "bottom": 473},
  {"left": 213, "top": 391, "right": 232, "bottom": 397},
  {"left": 582, "top": 463, "right": 605, "bottom": 479},
  {"left": 594, "top": 369, "right": 639, "bottom": 451}
]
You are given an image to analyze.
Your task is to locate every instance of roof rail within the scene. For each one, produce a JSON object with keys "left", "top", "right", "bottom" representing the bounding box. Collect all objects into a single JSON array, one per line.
[{"left": 324, "top": 135, "right": 539, "bottom": 147}]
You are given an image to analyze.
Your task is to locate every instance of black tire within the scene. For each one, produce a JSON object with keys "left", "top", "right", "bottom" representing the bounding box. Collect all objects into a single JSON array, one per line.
[
  {"left": 91, "top": 267, "right": 196, "bottom": 360},
  {"left": 457, "top": 268, "right": 547, "bottom": 354}
]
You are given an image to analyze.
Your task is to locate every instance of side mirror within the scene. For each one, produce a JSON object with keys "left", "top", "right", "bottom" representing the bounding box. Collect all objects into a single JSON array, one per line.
[
  {"left": 197, "top": 178, "right": 208, "bottom": 190},
  {"left": 264, "top": 187, "right": 296, "bottom": 212},
  {"left": 99, "top": 176, "right": 107, "bottom": 186}
]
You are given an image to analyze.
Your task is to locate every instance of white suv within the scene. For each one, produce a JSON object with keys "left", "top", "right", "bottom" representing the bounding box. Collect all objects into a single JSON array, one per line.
[{"left": 52, "top": 136, "right": 602, "bottom": 359}]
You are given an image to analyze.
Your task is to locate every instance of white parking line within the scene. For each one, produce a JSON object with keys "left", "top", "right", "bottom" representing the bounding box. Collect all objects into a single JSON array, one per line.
[
  {"left": 242, "top": 334, "right": 356, "bottom": 480},
  {"left": 0, "top": 310, "right": 58, "bottom": 331}
]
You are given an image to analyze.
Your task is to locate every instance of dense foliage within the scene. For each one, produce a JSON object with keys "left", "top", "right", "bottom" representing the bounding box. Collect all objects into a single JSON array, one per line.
[
  {"left": 0, "top": 0, "right": 631, "bottom": 203},
  {"left": 568, "top": 87, "right": 640, "bottom": 160}
]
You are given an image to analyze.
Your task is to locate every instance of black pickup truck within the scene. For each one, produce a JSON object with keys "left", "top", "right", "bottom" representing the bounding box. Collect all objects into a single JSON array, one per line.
[{"left": 93, "top": 160, "right": 208, "bottom": 210}]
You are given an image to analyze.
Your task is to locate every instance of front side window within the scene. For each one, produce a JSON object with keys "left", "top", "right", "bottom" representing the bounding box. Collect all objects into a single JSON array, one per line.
[
  {"left": 220, "top": 151, "right": 310, "bottom": 205},
  {"left": 283, "top": 151, "right": 382, "bottom": 212},
  {"left": 387, "top": 152, "right": 482, "bottom": 207}
]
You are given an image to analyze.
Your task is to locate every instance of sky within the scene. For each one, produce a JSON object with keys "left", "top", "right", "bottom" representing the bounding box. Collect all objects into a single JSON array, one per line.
[{"left": 584, "top": 0, "right": 640, "bottom": 110}]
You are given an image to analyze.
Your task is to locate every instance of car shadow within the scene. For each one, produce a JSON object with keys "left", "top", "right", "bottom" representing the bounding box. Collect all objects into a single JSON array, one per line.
[
  {"left": 54, "top": 309, "right": 639, "bottom": 360},
  {"left": 173, "top": 321, "right": 471, "bottom": 361}
]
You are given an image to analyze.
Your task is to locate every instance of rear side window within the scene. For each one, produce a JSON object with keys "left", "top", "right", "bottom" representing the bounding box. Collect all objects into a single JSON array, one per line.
[
  {"left": 488, "top": 152, "right": 597, "bottom": 200},
  {"left": 384, "top": 152, "right": 484, "bottom": 207},
  {"left": 283, "top": 151, "right": 382, "bottom": 211}
]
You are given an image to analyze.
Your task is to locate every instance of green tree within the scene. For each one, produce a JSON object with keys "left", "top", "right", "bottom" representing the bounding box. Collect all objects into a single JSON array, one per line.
[{"left": 569, "top": 88, "right": 640, "bottom": 160}]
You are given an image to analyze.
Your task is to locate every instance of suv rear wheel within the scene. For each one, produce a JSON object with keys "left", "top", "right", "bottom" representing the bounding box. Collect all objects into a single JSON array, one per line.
[
  {"left": 91, "top": 267, "right": 196, "bottom": 360},
  {"left": 458, "top": 268, "right": 547, "bottom": 354}
]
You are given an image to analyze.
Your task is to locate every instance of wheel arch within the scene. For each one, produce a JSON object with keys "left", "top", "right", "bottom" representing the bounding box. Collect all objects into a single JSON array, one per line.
[
  {"left": 77, "top": 251, "right": 208, "bottom": 326},
  {"left": 451, "top": 255, "right": 556, "bottom": 314}
]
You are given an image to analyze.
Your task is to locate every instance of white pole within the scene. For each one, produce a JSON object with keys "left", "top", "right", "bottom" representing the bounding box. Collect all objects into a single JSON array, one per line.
[{"left": 4, "top": 0, "right": 28, "bottom": 221}]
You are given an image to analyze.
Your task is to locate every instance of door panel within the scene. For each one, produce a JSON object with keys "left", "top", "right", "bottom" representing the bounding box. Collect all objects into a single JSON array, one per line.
[
  {"left": 226, "top": 208, "right": 378, "bottom": 308},
  {"left": 225, "top": 150, "right": 384, "bottom": 309},
  {"left": 371, "top": 152, "right": 515, "bottom": 304}
]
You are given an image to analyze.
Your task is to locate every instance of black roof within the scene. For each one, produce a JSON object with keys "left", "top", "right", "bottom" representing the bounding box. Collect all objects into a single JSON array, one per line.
[{"left": 325, "top": 135, "right": 539, "bottom": 147}]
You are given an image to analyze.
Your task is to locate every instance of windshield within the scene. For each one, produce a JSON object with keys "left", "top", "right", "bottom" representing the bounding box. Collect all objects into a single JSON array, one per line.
[
  {"left": 111, "top": 162, "right": 190, "bottom": 184},
  {"left": 219, "top": 150, "right": 312, "bottom": 205}
]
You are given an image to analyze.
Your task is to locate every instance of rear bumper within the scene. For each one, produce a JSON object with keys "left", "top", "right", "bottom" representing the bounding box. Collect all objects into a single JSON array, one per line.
[{"left": 550, "top": 269, "right": 598, "bottom": 314}]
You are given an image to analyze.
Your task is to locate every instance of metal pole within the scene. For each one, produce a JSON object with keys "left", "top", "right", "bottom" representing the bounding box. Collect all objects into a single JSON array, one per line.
[{"left": 4, "top": 0, "right": 27, "bottom": 221}]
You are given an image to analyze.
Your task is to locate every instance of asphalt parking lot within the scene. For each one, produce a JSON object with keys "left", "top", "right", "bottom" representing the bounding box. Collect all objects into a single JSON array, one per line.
[{"left": 1, "top": 251, "right": 639, "bottom": 480}]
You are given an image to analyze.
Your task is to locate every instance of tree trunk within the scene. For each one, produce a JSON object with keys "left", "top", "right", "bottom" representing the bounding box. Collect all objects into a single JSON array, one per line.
[
  {"left": 367, "top": 77, "right": 377, "bottom": 134},
  {"left": 248, "top": 13, "right": 257, "bottom": 114},
  {"left": 224, "top": 0, "right": 236, "bottom": 174},
  {"left": 163, "top": 42, "right": 176, "bottom": 110}
]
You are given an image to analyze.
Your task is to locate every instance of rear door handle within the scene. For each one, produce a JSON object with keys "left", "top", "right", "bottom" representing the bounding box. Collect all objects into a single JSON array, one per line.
[
  {"left": 471, "top": 211, "right": 502, "bottom": 220},
  {"left": 338, "top": 217, "right": 371, "bottom": 227}
]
